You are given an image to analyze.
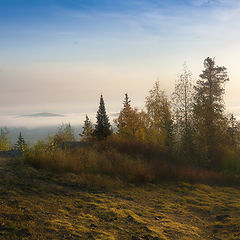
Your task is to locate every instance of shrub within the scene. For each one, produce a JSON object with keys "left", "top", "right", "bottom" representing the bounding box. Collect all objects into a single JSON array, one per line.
[{"left": 23, "top": 142, "right": 229, "bottom": 186}]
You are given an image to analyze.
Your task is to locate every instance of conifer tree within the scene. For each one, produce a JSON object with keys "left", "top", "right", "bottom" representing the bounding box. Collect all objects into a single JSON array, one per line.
[
  {"left": 193, "top": 57, "right": 229, "bottom": 166},
  {"left": 80, "top": 114, "right": 93, "bottom": 140},
  {"left": 115, "top": 93, "right": 132, "bottom": 135},
  {"left": 94, "top": 95, "right": 111, "bottom": 139},
  {"left": 15, "top": 132, "right": 27, "bottom": 152},
  {"left": 123, "top": 93, "right": 131, "bottom": 109}
]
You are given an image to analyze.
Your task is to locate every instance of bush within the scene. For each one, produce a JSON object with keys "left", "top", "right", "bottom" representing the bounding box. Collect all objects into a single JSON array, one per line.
[{"left": 23, "top": 140, "right": 229, "bottom": 186}]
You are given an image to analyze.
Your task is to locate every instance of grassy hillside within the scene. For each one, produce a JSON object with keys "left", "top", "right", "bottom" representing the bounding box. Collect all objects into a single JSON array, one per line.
[{"left": 1, "top": 157, "right": 240, "bottom": 240}]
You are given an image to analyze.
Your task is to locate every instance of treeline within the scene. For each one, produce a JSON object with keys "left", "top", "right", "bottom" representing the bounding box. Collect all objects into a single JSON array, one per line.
[
  {"left": 1, "top": 57, "right": 240, "bottom": 180},
  {"left": 79, "top": 57, "right": 240, "bottom": 174}
]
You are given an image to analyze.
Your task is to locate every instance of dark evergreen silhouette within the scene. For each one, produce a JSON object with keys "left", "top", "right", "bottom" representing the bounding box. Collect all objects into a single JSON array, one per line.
[
  {"left": 193, "top": 57, "right": 229, "bottom": 166},
  {"left": 123, "top": 93, "right": 131, "bottom": 109},
  {"left": 15, "top": 132, "right": 27, "bottom": 152},
  {"left": 94, "top": 95, "right": 111, "bottom": 139}
]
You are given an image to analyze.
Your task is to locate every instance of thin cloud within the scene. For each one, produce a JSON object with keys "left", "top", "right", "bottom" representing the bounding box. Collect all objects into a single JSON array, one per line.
[
  {"left": 56, "top": 0, "right": 240, "bottom": 41},
  {"left": 1, "top": 0, "right": 240, "bottom": 116},
  {"left": 189, "top": 0, "right": 211, "bottom": 6}
]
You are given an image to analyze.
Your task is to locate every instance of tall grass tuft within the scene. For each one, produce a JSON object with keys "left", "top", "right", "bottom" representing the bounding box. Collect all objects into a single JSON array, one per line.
[{"left": 23, "top": 138, "right": 229, "bottom": 186}]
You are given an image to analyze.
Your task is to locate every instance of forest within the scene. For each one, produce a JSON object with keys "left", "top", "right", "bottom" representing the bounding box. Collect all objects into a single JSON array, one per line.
[{"left": 1, "top": 57, "right": 240, "bottom": 184}]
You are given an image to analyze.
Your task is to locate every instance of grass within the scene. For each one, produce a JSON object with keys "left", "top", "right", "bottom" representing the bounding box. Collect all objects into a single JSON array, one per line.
[
  {"left": 23, "top": 143, "right": 230, "bottom": 185},
  {"left": 1, "top": 157, "right": 240, "bottom": 239}
]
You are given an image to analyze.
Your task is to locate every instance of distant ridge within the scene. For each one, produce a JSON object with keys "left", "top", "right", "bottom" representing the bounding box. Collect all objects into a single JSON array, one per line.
[{"left": 21, "top": 112, "right": 64, "bottom": 118}]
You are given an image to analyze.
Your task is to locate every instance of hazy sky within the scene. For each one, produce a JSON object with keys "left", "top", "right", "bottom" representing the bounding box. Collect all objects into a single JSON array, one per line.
[{"left": 1, "top": 0, "right": 240, "bottom": 116}]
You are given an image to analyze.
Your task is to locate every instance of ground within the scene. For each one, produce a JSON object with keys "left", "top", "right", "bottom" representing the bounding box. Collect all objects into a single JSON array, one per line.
[{"left": 0, "top": 157, "right": 240, "bottom": 240}]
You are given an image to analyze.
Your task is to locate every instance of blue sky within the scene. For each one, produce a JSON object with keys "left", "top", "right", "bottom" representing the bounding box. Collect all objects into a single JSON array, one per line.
[{"left": 1, "top": 0, "right": 240, "bottom": 119}]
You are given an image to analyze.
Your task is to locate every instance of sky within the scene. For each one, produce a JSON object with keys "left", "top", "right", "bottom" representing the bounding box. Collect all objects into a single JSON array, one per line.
[{"left": 1, "top": 0, "right": 240, "bottom": 124}]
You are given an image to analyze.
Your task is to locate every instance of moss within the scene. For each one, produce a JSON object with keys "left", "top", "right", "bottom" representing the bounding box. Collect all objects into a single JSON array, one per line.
[{"left": 1, "top": 158, "right": 240, "bottom": 239}]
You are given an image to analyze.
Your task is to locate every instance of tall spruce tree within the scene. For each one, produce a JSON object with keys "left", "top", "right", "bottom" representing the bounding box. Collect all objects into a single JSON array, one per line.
[
  {"left": 193, "top": 57, "right": 229, "bottom": 166},
  {"left": 94, "top": 95, "right": 111, "bottom": 138}
]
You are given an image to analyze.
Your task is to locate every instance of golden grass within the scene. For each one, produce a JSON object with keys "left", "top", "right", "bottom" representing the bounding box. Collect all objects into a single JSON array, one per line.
[
  {"left": 22, "top": 141, "right": 230, "bottom": 187},
  {"left": 1, "top": 158, "right": 240, "bottom": 239}
]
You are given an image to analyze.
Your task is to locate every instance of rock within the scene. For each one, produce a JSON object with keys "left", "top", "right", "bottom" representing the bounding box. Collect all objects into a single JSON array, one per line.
[{"left": 90, "top": 223, "right": 97, "bottom": 228}]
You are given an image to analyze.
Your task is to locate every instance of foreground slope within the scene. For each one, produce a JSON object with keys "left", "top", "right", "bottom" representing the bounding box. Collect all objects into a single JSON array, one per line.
[{"left": 0, "top": 158, "right": 240, "bottom": 240}]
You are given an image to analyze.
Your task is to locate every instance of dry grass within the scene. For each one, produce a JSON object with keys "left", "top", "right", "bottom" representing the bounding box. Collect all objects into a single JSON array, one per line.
[
  {"left": 22, "top": 142, "right": 230, "bottom": 186},
  {"left": 1, "top": 157, "right": 240, "bottom": 239},
  {"left": 23, "top": 148, "right": 154, "bottom": 184}
]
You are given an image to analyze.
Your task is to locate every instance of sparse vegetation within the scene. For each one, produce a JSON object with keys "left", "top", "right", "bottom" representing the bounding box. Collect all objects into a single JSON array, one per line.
[
  {"left": 1, "top": 158, "right": 240, "bottom": 240},
  {"left": 8, "top": 57, "right": 240, "bottom": 182},
  {"left": 2, "top": 57, "right": 240, "bottom": 239},
  {"left": 0, "top": 128, "right": 11, "bottom": 151}
]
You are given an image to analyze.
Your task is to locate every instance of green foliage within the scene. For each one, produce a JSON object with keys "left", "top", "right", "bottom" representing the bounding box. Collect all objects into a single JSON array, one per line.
[
  {"left": 227, "top": 113, "right": 240, "bottom": 148},
  {"left": 193, "top": 57, "right": 229, "bottom": 166},
  {"left": 53, "top": 123, "right": 75, "bottom": 145},
  {"left": 0, "top": 128, "right": 11, "bottom": 151},
  {"left": 93, "top": 95, "right": 112, "bottom": 139},
  {"left": 33, "top": 139, "right": 50, "bottom": 153},
  {"left": 14, "top": 132, "right": 27, "bottom": 152}
]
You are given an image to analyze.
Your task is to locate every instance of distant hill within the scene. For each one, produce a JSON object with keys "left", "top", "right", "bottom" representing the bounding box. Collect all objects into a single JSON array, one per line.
[{"left": 21, "top": 112, "right": 64, "bottom": 118}]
